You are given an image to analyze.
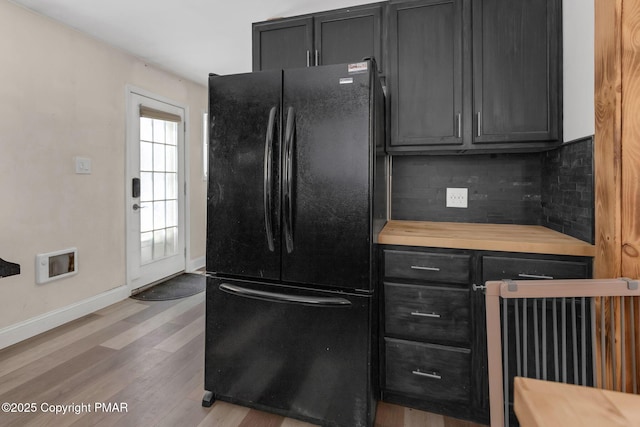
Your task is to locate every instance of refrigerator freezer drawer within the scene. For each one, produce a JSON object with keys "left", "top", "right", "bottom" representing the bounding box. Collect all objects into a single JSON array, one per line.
[{"left": 204, "top": 277, "right": 376, "bottom": 427}]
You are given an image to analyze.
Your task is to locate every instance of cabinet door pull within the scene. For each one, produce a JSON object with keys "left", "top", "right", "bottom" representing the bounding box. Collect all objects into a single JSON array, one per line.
[
  {"left": 412, "top": 370, "right": 442, "bottom": 380},
  {"left": 410, "top": 265, "right": 440, "bottom": 271},
  {"left": 411, "top": 311, "right": 441, "bottom": 318},
  {"left": 306, "top": 50, "right": 311, "bottom": 67},
  {"left": 518, "top": 273, "right": 554, "bottom": 280},
  {"left": 315, "top": 49, "right": 319, "bottom": 66},
  {"left": 476, "top": 112, "right": 481, "bottom": 137},
  {"left": 456, "top": 113, "right": 461, "bottom": 138}
]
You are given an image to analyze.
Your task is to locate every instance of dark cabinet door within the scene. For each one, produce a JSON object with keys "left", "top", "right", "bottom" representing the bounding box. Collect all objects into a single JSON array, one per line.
[
  {"left": 472, "top": 0, "right": 560, "bottom": 144},
  {"left": 252, "top": 17, "right": 313, "bottom": 71},
  {"left": 388, "top": 0, "right": 464, "bottom": 149},
  {"left": 314, "top": 5, "right": 383, "bottom": 72}
]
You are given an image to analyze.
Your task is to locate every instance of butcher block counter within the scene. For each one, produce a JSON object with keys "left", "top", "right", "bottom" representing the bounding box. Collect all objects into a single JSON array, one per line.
[{"left": 378, "top": 220, "right": 596, "bottom": 257}]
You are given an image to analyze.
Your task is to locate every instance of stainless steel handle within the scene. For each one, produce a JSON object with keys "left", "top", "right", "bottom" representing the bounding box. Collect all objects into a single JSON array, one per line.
[
  {"left": 283, "top": 106, "right": 295, "bottom": 254},
  {"left": 472, "top": 283, "right": 487, "bottom": 291},
  {"left": 315, "top": 49, "right": 319, "bottom": 66},
  {"left": 132, "top": 203, "right": 146, "bottom": 210},
  {"left": 219, "top": 283, "right": 351, "bottom": 307},
  {"left": 518, "top": 273, "right": 555, "bottom": 280},
  {"left": 306, "top": 50, "right": 311, "bottom": 67},
  {"left": 476, "top": 111, "right": 481, "bottom": 137},
  {"left": 410, "top": 266, "right": 440, "bottom": 271},
  {"left": 411, "top": 311, "right": 441, "bottom": 318},
  {"left": 412, "top": 370, "right": 442, "bottom": 380},
  {"left": 456, "top": 113, "right": 461, "bottom": 138},
  {"left": 263, "top": 106, "right": 277, "bottom": 252}
]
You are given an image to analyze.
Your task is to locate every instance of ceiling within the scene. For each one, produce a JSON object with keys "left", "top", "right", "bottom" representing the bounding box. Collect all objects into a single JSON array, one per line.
[{"left": 9, "top": 0, "right": 374, "bottom": 86}]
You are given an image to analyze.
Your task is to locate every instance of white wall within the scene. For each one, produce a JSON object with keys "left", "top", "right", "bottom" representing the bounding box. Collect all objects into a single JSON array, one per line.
[
  {"left": 0, "top": 0, "right": 207, "bottom": 345},
  {"left": 563, "top": 0, "right": 595, "bottom": 142}
]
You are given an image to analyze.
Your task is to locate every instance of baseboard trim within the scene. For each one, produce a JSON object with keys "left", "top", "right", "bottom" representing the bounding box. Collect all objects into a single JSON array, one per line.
[
  {"left": 187, "top": 256, "right": 205, "bottom": 272},
  {"left": 0, "top": 285, "right": 130, "bottom": 350}
]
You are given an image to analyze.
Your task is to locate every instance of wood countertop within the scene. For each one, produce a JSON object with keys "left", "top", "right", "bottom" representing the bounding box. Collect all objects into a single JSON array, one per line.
[
  {"left": 514, "top": 377, "right": 640, "bottom": 427},
  {"left": 378, "top": 220, "right": 596, "bottom": 257}
]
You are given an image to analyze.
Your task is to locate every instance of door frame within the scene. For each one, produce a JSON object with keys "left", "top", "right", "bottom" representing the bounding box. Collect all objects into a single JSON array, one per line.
[{"left": 124, "top": 85, "right": 191, "bottom": 293}]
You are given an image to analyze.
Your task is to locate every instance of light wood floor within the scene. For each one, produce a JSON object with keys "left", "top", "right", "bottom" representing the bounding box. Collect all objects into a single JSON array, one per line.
[{"left": 0, "top": 291, "right": 486, "bottom": 427}]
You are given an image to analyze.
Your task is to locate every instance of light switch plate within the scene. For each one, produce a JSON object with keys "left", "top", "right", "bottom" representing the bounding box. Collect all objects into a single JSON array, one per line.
[
  {"left": 75, "top": 157, "right": 91, "bottom": 174},
  {"left": 446, "top": 187, "right": 468, "bottom": 208}
]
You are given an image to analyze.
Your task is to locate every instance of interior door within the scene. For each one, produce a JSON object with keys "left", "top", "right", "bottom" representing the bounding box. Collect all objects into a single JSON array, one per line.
[
  {"left": 207, "top": 71, "right": 282, "bottom": 280},
  {"left": 281, "top": 63, "right": 372, "bottom": 291},
  {"left": 126, "top": 91, "right": 186, "bottom": 291}
]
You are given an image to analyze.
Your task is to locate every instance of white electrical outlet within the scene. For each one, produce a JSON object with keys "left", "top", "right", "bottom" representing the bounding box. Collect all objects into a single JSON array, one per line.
[
  {"left": 75, "top": 157, "right": 92, "bottom": 174},
  {"left": 446, "top": 187, "right": 468, "bottom": 208}
]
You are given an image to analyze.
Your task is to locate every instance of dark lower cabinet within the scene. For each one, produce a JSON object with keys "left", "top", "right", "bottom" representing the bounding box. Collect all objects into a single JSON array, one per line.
[{"left": 380, "top": 246, "right": 592, "bottom": 425}]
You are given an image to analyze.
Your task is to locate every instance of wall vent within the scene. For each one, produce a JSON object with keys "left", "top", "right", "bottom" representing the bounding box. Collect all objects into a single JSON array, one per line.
[{"left": 36, "top": 248, "right": 77, "bottom": 284}]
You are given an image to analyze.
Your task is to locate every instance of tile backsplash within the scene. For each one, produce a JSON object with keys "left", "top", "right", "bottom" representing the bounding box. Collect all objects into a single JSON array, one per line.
[
  {"left": 390, "top": 137, "right": 594, "bottom": 243},
  {"left": 391, "top": 153, "right": 543, "bottom": 224},
  {"left": 540, "top": 137, "right": 594, "bottom": 243}
]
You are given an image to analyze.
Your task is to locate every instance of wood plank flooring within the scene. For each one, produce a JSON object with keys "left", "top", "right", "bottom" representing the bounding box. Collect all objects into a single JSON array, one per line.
[{"left": 0, "top": 291, "right": 486, "bottom": 427}]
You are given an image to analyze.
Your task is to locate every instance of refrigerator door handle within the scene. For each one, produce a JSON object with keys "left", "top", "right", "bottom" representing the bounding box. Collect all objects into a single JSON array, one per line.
[
  {"left": 219, "top": 283, "right": 352, "bottom": 307},
  {"left": 283, "top": 106, "right": 295, "bottom": 254},
  {"left": 263, "top": 106, "right": 277, "bottom": 252}
]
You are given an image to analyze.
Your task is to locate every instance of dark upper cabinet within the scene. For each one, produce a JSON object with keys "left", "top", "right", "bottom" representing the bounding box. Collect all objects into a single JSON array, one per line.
[
  {"left": 472, "top": 0, "right": 560, "bottom": 144},
  {"left": 388, "top": 0, "right": 562, "bottom": 153},
  {"left": 388, "top": 0, "right": 464, "bottom": 149},
  {"left": 314, "top": 5, "right": 383, "bottom": 71},
  {"left": 252, "top": 17, "right": 313, "bottom": 71},
  {"left": 253, "top": 4, "right": 383, "bottom": 72}
]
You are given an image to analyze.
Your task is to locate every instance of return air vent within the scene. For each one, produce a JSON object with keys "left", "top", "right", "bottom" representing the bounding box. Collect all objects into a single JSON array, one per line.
[{"left": 36, "top": 248, "right": 77, "bottom": 284}]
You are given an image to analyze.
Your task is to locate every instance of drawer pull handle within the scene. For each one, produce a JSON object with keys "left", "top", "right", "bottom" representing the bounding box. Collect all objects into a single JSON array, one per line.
[
  {"left": 411, "top": 311, "right": 441, "bottom": 318},
  {"left": 518, "top": 273, "right": 554, "bottom": 280},
  {"left": 412, "top": 370, "right": 442, "bottom": 380},
  {"left": 410, "top": 265, "right": 440, "bottom": 271}
]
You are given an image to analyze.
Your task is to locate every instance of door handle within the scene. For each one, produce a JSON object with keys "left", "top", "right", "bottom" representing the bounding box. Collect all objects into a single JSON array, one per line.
[
  {"left": 132, "top": 203, "right": 146, "bottom": 211},
  {"left": 283, "top": 106, "right": 295, "bottom": 254},
  {"left": 219, "top": 283, "right": 352, "bottom": 307},
  {"left": 263, "top": 106, "right": 277, "bottom": 252}
]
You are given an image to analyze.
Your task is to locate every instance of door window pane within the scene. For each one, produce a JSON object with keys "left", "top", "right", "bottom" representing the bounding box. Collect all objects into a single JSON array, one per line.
[
  {"left": 165, "top": 122, "right": 177, "bottom": 145},
  {"left": 153, "top": 120, "right": 165, "bottom": 143},
  {"left": 140, "top": 202, "right": 153, "bottom": 232},
  {"left": 138, "top": 115, "right": 180, "bottom": 264},
  {"left": 140, "top": 172, "right": 153, "bottom": 202},
  {"left": 140, "top": 118, "right": 153, "bottom": 142},
  {"left": 153, "top": 172, "right": 166, "bottom": 200}
]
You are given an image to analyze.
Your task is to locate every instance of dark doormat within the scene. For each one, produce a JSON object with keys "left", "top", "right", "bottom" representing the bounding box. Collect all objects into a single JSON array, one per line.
[{"left": 131, "top": 273, "right": 205, "bottom": 301}]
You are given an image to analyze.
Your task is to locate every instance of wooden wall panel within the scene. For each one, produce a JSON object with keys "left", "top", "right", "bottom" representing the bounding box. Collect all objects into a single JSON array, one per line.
[
  {"left": 621, "top": 0, "right": 640, "bottom": 279},
  {"left": 595, "top": 0, "right": 640, "bottom": 393},
  {"left": 594, "top": 0, "right": 623, "bottom": 280}
]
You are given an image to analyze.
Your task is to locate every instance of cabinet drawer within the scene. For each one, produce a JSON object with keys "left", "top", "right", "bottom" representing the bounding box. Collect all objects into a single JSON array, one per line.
[
  {"left": 385, "top": 338, "right": 470, "bottom": 402},
  {"left": 482, "top": 256, "right": 590, "bottom": 282},
  {"left": 385, "top": 283, "right": 469, "bottom": 344},
  {"left": 384, "top": 250, "right": 470, "bottom": 284}
]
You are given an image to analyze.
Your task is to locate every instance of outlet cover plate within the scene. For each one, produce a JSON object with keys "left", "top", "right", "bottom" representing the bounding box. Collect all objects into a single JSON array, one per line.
[{"left": 446, "top": 187, "right": 468, "bottom": 208}]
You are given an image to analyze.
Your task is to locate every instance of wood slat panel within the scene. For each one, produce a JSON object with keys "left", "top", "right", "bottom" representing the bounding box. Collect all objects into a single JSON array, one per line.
[
  {"left": 621, "top": 0, "right": 640, "bottom": 280},
  {"left": 594, "top": 0, "right": 623, "bottom": 279}
]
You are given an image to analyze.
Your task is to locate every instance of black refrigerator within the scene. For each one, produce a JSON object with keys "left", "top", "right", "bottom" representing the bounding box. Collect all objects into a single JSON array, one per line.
[{"left": 203, "top": 60, "right": 386, "bottom": 427}]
